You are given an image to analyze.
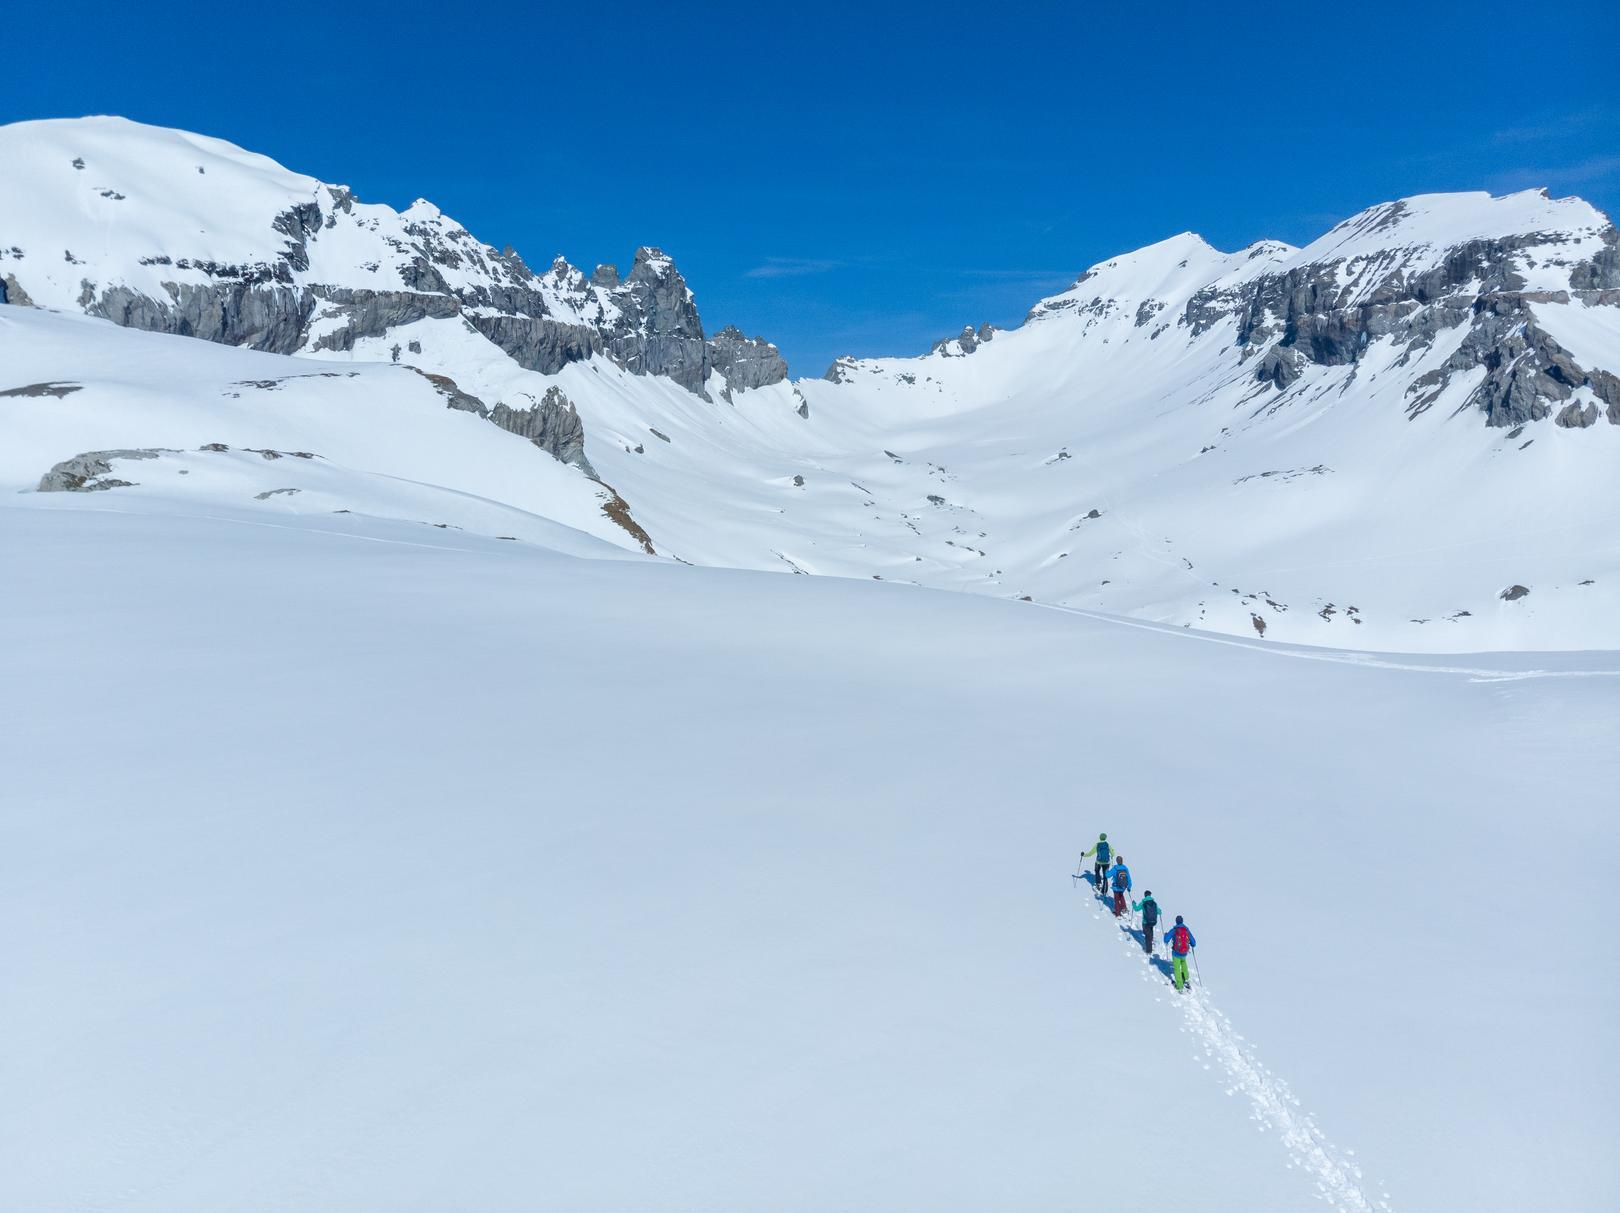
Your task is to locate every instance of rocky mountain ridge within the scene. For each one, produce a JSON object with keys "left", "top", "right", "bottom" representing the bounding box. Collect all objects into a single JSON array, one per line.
[
  {"left": 0, "top": 117, "right": 786, "bottom": 470},
  {"left": 4, "top": 116, "right": 1620, "bottom": 650}
]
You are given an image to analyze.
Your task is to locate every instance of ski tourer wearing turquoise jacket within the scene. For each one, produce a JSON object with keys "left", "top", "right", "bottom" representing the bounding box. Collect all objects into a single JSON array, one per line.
[
  {"left": 1107, "top": 859, "right": 1131, "bottom": 917},
  {"left": 1131, "top": 891, "right": 1161, "bottom": 953},
  {"left": 1166, "top": 917, "right": 1197, "bottom": 991}
]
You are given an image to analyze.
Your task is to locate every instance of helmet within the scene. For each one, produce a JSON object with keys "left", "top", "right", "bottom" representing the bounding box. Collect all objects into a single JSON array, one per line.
[
  {"left": 1175, "top": 915, "right": 1184, "bottom": 924},
  {"left": 1099, "top": 832, "right": 1107, "bottom": 840}
]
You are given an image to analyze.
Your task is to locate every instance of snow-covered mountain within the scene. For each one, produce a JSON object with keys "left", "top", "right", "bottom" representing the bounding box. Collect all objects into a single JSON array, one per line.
[
  {"left": 4, "top": 115, "right": 1620, "bottom": 649},
  {"left": 5, "top": 117, "right": 1619, "bottom": 1212}
]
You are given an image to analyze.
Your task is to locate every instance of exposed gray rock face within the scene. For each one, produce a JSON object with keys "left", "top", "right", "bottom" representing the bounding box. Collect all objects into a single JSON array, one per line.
[
  {"left": 1590, "top": 369, "right": 1620, "bottom": 424},
  {"left": 467, "top": 314, "right": 603, "bottom": 375},
  {"left": 1, "top": 273, "right": 34, "bottom": 307},
  {"left": 930, "top": 323, "right": 997, "bottom": 356},
  {"left": 490, "top": 388, "right": 594, "bottom": 477},
  {"left": 1556, "top": 401, "right": 1599, "bottom": 428},
  {"left": 38, "top": 448, "right": 170, "bottom": 491},
  {"left": 87, "top": 281, "right": 316, "bottom": 354},
  {"left": 1569, "top": 227, "right": 1620, "bottom": 290},
  {"left": 307, "top": 288, "right": 461, "bottom": 352},
  {"left": 1185, "top": 216, "right": 1620, "bottom": 429},
  {"left": 11, "top": 163, "right": 778, "bottom": 405},
  {"left": 708, "top": 325, "right": 788, "bottom": 394},
  {"left": 1405, "top": 297, "right": 1589, "bottom": 426},
  {"left": 419, "top": 370, "right": 595, "bottom": 478},
  {"left": 598, "top": 248, "right": 710, "bottom": 394},
  {"left": 1254, "top": 346, "right": 1303, "bottom": 389},
  {"left": 68, "top": 239, "right": 750, "bottom": 406}
]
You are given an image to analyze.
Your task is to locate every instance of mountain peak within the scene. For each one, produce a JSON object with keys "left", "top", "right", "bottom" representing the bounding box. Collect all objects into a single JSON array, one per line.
[
  {"left": 629, "top": 246, "right": 681, "bottom": 280},
  {"left": 1289, "top": 188, "right": 1613, "bottom": 274},
  {"left": 1025, "top": 231, "right": 1248, "bottom": 325}
]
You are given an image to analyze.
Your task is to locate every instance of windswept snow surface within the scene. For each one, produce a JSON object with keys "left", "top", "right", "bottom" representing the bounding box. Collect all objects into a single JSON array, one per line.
[{"left": 2, "top": 494, "right": 1617, "bottom": 1210}]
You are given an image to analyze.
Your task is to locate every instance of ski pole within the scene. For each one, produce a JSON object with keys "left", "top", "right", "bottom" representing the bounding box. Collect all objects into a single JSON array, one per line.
[{"left": 1192, "top": 949, "right": 1202, "bottom": 986}]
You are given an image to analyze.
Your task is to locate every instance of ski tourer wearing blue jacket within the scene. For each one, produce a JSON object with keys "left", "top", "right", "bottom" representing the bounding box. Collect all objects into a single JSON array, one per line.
[
  {"left": 1107, "top": 858, "right": 1131, "bottom": 918},
  {"left": 1166, "top": 917, "right": 1197, "bottom": 991}
]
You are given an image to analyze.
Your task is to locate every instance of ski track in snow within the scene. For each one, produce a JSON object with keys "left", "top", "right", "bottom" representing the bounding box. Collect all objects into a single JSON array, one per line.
[
  {"left": 1045, "top": 603, "right": 1620, "bottom": 683},
  {"left": 1081, "top": 882, "right": 1394, "bottom": 1212}
]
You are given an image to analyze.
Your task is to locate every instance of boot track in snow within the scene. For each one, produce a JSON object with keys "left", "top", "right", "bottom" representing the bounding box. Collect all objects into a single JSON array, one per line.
[{"left": 1078, "top": 876, "right": 1394, "bottom": 1212}]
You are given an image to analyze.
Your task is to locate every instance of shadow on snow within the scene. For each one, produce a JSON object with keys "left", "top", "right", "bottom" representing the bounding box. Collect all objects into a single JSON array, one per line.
[{"left": 1075, "top": 870, "right": 1176, "bottom": 984}]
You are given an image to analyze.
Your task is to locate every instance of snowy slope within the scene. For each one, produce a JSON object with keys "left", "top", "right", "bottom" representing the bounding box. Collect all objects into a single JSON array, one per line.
[
  {"left": 4, "top": 116, "right": 1620, "bottom": 651},
  {"left": 1, "top": 492, "right": 1616, "bottom": 1211},
  {"left": 0, "top": 116, "right": 604, "bottom": 323},
  {"left": 565, "top": 194, "right": 1620, "bottom": 651},
  {"left": 0, "top": 306, "right": 649, "bottom": 554}
]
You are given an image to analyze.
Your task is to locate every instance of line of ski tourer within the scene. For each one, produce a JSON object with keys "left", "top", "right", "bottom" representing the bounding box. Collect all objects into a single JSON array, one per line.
[{"left": 1076, "top": 832, "right": 1198, "bottom": 991}]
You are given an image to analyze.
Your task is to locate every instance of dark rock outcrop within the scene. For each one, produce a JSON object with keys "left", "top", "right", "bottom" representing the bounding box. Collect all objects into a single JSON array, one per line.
[
  {"left": 12, "top": 167, "right": 781, "bottom": 403},
  {"left": 1555, "top": 401, "right": 1599, "bottom": 428},
  {"left": 598, "top": 248, "right": 710, "bottom": 394},
  {"left": 1588, "top": 369, "right": 1620, "bottom": 425},
  {"left": 930, "top": 323, "right": 998, "bottom": 356},
  {"left": 708, "top": 325, "right": 788, "bottom": 394},
  {"left": 418, "top": 370, "right": 595, "bottom": 478},
  {"left": 86, "top": 281, "right": 317, "bottom": 354},
  {"left": 307, "top": 288, "right": 461, "bottom": 352},
  {"left": 468, "top": 314, "right": 603, "bottom": 375},
  {"left": 1254, "top": 346, "right": 1303, "bottom": 390},
  {"left": 38, "top": 447, "right": 171, "bottom": 491},
  {"left": 1186, "top": 218, "right": 1620, "bottom": 428},
  {"left": 1, "top": 273, "right": 34, "bottom": 307},
  {"left": 489, "top": 388, "right": 594, "bottom": 477}
]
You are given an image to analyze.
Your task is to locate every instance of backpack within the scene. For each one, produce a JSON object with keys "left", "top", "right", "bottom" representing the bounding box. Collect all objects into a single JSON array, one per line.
[
  {"left": 1096, "top": 840, "right": 1111, "bottom": 864},
  {"left": 1141, "top": 898, "right": 1159, "bottom": 926},
  {"left": 1111, "top": 865, "right": 1130, "bottom": 890},
  {"left": 1170, "top": 925, "right": 1190, "bottom": 955}
]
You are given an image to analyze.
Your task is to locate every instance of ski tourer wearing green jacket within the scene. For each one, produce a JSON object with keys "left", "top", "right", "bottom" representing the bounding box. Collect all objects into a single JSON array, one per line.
[{"left": 1080, "top": 833, "right": 1112, "bottom": 896}]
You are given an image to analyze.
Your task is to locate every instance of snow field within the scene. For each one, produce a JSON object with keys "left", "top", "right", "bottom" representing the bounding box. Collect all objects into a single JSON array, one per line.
[
  {"left": 1082, "top": 879, "right": 1388, "bottom": 1212},
  {"left": 2, "top": 497, "right": 1616, "bottom": 1210}
]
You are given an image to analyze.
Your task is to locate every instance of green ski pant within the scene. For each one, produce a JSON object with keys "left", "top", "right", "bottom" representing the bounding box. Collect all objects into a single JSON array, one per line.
[{"left": 1172, "top": 954, "right": 1190, "bottom": 989}]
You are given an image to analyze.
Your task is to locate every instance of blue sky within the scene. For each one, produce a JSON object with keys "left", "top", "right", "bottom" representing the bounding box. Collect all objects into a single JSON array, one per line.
[{"left": 6, "top": 0, "right": 1618, "bottom": 374}]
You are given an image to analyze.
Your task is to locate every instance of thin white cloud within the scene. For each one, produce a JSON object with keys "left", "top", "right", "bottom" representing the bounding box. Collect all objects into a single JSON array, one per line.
[
  {"left": 743, "top": 257, "right": 845, "bottom": 279},
  {"left": 954, "top": 268, "right": 1075, "bottom": 282},
  {"left": 1489, "top": 107, "right": 1618, "bottom": 146},
  {"left": 1488, "top": 154, "right": 1620, "bottom": 194}
]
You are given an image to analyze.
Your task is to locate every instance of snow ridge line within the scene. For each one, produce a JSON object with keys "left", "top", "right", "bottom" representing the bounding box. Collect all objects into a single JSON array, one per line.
[
  {"left": 1045, "top": 603, "right": 1620, "bottom": 682},
  {"left": 1083, "top": 883, "right": 1393, "bottom": 1212}
]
